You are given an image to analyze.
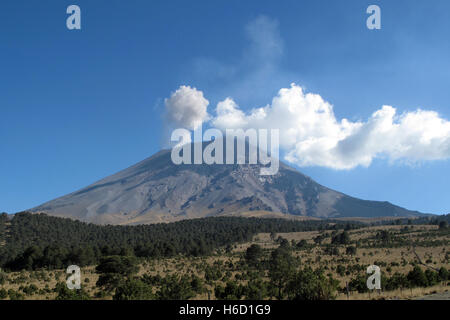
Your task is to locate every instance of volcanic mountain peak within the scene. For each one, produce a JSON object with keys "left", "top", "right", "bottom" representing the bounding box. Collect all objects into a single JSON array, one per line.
[{"left": 30, "top": 143, "right": 425, "bottom": 225}]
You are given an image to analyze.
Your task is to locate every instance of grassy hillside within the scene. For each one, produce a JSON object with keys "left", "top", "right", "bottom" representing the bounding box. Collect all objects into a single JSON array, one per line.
[
  {"left": 0, "top": 212, "right": 448, "bottom": 300},
  {"left": 0, "top": 212, "right": 364, "bottom": 270},
  {"left": 0, "top": 223, "right": 448, "bottom": 300}
]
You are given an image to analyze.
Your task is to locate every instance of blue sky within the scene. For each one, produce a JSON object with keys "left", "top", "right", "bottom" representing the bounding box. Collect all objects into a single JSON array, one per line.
[{"left": 1, "top": 0, "right": 449, "bottom": 214}]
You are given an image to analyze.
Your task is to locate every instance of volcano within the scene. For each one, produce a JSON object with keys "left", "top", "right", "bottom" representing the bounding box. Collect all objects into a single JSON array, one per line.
[{"left": 30, "top": 142, "right": 425, "bottom": 225}]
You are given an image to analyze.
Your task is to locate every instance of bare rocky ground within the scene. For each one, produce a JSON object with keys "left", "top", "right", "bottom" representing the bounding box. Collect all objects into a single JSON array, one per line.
[{"left": 30, "top": 146, "right": 424, "bottom": 225}]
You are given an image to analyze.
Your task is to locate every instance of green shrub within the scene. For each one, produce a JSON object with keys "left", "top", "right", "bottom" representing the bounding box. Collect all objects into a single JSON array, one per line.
[
  {"left": 54, "top": 282, "right": 90, "bottom": 300},
  {"left": 286, "top": 268, "right": 339, "bottom": 300},
  {"left": 113, "top": 279, "right": 154, "bottom": 300},
  {"left": 0, "top": 288, "right": 7, "bottom": 299}
]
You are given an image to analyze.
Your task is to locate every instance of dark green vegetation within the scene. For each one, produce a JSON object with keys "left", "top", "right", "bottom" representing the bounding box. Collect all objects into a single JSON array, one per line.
[
  {"left": 0, "top": 213, "right": 8, "bottom": 242},
  {"left": 0, "top": 212, "right": 448, "bottom": 272},
  {"left": 76, "top": 244, "right": 449, "bottom": 300},
  {"left": 97, "top": 245, "right": 342, "bottom": 300},
  {"left": 347, "top": 265, "right": 449, "bottom": 293},
  {"left": 213, "top": 245, "right": 341, "bottom": 300},
  {"left": 0, "top": 212, "right": 449, "bottom": 300},
  {"left": 0, "top": 212, "right": 363, "bottom": 271}
]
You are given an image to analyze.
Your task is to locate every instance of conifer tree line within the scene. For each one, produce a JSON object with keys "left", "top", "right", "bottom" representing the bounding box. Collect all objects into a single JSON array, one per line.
[
  {"left": 0, "top": 212, "right": 363, "bottom": 270},
  {"left": 0, "top": 212, "right": 448, "bottom": 300},
  {"left": 0, "top": 212, "right": 448, "bottom": 271}
]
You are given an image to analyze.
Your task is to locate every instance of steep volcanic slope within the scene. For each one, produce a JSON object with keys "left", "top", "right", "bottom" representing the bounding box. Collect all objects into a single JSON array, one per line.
[{"left": 30, "top": 146, "right": 424, "bottom": 225}]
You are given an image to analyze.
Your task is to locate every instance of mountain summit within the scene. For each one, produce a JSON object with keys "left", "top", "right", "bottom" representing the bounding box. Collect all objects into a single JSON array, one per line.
[{"left": 30, "top": 144, "right": 424, "bottom": 225}]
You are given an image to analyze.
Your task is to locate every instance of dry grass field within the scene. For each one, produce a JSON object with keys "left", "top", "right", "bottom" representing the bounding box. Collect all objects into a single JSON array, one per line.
[{"left": 0, "top": 224, "right": 448, "bottom": 300}]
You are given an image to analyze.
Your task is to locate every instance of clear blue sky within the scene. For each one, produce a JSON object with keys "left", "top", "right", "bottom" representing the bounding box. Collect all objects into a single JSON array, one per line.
[{"left": 1, "top": 0, "right": 449, "bottom": 214}]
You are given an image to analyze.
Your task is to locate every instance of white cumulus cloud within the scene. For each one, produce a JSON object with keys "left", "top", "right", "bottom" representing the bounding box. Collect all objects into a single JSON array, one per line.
[
  {"left": 164, "top": 85, "right": 210, "bottom": 130},
  {"left": 210, "top": 84, "right": 450, "bottom": 169}
]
